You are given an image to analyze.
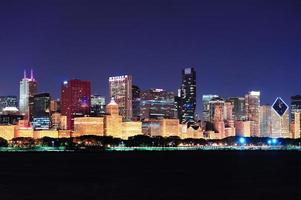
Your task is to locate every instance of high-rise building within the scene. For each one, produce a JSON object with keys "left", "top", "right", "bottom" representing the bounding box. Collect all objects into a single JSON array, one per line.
[
  {"left": 109, "top": 75, "right": 132, "bottom": 120},
  {"left": 132, "top": 85, "right": 141, "bottom": 120},
  {"left": 260, "top": 105, "right": 272, "bottom": 137},
  {"left": 179, "top": 68, "right": 196, "bottom": 123},
  {"left": 271, "top": 97, "right": 290, "bottom": 138},
  {"left": 0, "top": 96, "right": 18, "bottom": 113},
  {"left": 32, "top": 93, "right": 51, "bottom": 130},
  {"left": 61, "top": 79, "right": 91, "bottom": 130},
  {"left": 140, "top": 89, "right": 177, "bottom": 120},
  {"left": 209, "top": 97, "right": 225, "bottom": 137},
  {"left": 228, "top": 97, "right": 246, "bottom": 121},
  {"left": 19, "top": 70, "right": 37, "bottom": 120},
  {"left": 245, "top": 91, "right": 260, "bottom": 137},
  {"left": 104, "top": 98, "right": 122, "bottom": 138},
  {"left": 90, "top": 95, "right": 106, "bottom": 117},
  {"left": 202, "top": 95, "right": 219, "bottom": 122},
  {"left": 291, "top": 112, "right": 301, "bottom": 139},
  {"left": 291, "top": 95, "right": 301, "bottom": 122}
]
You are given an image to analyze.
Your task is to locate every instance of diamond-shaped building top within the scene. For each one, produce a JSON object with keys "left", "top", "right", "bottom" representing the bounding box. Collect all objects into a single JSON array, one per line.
[{"left": 272, "top": 97, "right": 288, "bottom": 117}]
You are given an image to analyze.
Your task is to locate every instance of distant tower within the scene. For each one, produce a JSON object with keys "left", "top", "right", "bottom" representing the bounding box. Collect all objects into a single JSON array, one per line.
[
  {"left": 19, "top": 69, "right": 37, "bottom": 120},
  {"left": 108, "top": 75, "right": 133, "bottom": 120},
  {"left": 179, "top": 67, "right": 196, "bottom": 123},
  {"left": 61, "top": 79, "right": 91, "bottom": 130},
  {"left": 245, "top": 91, "right": 261, "bottom": 137},
  {"left": 271, "top": 97, "right": 290, "bottom": 138}
]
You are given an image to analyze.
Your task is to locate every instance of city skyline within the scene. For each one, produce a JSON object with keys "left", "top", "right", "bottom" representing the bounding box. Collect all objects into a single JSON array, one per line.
[{"left": 0, "top": 0, "right": 300, "bottom": 108}]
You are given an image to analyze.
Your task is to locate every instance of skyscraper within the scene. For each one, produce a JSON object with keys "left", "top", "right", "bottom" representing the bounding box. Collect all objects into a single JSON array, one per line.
[
  {"left": 132, "top": 85, "right": 141, "bottom": 120},
  {"left": 179, "top": 68, "right": 196, "bottom": 123},
  {"left": 61, "top": 79, "right": 91, "bottom": 130},
  {"left": 0, "top": 96, "right": 18, "bottom": 113},
  {"left": 19, "top": 69, "right": 37, "bottom": 120},
  {"left": 32, "top": 93, "right": 51, "bottom": 130},
  {"left": 209, "top": 97, "right": 225, "bottom": 137},
  {"left": 245, "top": 91, "right": 260, "bottom": 137},
  {"left": 202, "top": 95, "right": 218, "bottom": 122},
  {"left": 90, "top": 95, "right": 106, "bottom": 117},
  {"left": 109, "top": 75, "right": 132, "bottom": 120},
  {"left": 140, "top": 89, "right": 177, "bottom": 119},
  {"left": 291, "top": 95, "right": 301, "bottom": 122},
  {"left": 260, "top": 105, "right": 272, "bottom": 137},
  {"left": 271, "top": 97, "right": 290, "bottom": 138},
  {"left": 228, "top": 97, "right": 246, "bottom": 121}
]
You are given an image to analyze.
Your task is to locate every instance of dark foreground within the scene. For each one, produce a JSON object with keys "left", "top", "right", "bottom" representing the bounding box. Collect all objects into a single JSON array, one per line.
[{"left": 0, "top": 151, "right": 300, "bottom": 200}]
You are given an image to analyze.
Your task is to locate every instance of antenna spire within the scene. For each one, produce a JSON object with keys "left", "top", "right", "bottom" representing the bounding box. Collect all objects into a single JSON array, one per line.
[
  {"left": 24, "top": 70, "right": 27, "bottom": 79},
  {"left": 30, "top": 69, "right": 34, "bottom": 80}
]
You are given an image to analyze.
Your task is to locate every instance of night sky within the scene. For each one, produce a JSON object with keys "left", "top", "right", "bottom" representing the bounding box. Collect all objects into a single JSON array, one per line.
[{"left": 0, "top": 0, "right": 301, "bottom": 114}]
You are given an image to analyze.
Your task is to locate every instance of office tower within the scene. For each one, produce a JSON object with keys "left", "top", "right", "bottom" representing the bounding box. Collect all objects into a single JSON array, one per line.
[
  {"left": 245, "top": 91, "right": 260, "bottom": 137},
  {"left": 235, "top": 121, "right": 251, "bottom": 137},
  {"left": 32, "top": 93, "right": 51, "bottom": 130},
  {"left": 74, "top": 117, "right": 104, "bottom": 136},
  {"left": 104, "top": 98, "right": 122, "bottom": 138},
  {"left": 0, "top": 96, "right": 18, "bottom": 113},
  {"left": 90, "top": 95, "right": 106, "bottom": 117},
  {"left": 291, "top": 95, "right": 301, "bottom": 122},
  {"left": 109, "top": 75, "right": 132, "bottom": 120},
  {"left": 271, "top": 97, "right": 290, "bottom": 138},
  {"left": 132, "top": 85, "right": 141, "bottom": 120},
  {"left": 260, "top": 105, "right": 272, "bottom": 137},
  {"left": 61, "top": 79, "right": 91, "bottom": 130},
  {"left": 228, "top": 97, "right": 246, "bottom": 121},
  {"left": 19, "top": 69, "right": 37, "bottom": 120},
  {"left": 202, "top": 95, "right": 219, "bottom": 122},
  {"left": 291, "top": 112, "right": 301, "bottom": 139},
  {"left": 209, "top": 97, "right": 225, "bottom": 137},
  {"left": 179, "top": 68, "right": 196, "bottom": 123},
  {"left": 140, "top": 89, "right": 177, "bottom": 119},
  {"left": 50, "top": 99, "right": 60, "bottom": 113}
]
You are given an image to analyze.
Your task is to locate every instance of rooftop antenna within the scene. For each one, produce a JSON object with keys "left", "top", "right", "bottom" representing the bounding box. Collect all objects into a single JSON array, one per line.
[
  {"left": 24, "top": 70, "right": 27, "bottom": 79},
  {"left": 30, "top": 69, "right": 34, "bottom": 80}
]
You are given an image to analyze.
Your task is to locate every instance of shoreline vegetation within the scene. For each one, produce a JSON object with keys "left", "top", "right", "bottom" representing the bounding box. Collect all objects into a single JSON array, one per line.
[{"left": 0, "top": 135, "right": 299, "bottom": 152}]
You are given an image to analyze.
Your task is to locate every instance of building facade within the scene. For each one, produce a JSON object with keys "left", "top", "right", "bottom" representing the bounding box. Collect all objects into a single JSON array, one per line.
[
  {"left": 109, "top": 75, "right": 132, "bottom": 120},
  {"left": 90, "top": 95, "right": 106, "bottom": 117},
  {"left": 245, "top": 91, "right": 260, "bottom": 137},
  {"left": 61, "top": 79, "right": 91, "bottom": 130},
  {"left": 271, "top": 97, "right": 290, "bottom": 138},
  {"left": 260, "top": 105, "right": 272, "bottom": 137},
  {"left": 202, "top": 95, "right": 219, "bottom": 122},
  {"left": 32, "top": 93, "right": 51, "bottom": 130}
]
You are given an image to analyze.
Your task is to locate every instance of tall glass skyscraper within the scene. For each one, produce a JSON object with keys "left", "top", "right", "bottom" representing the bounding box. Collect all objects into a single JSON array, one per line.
[
  {"left": 228, "top": 97, "right": 246, "bottom": 121},
  {"left": 19, "top": 69, "right": 37, "bottom": 120},
  {"left": 32, "top": 93, "right": 51, "bottom": 130},
  {"left": 245, "top": 91, "right": 261, "bottom": 137},
  {"left": 109, "top": 75, "right": 132, "bottom": 120},
  {"left": 179, "top": 68, "right": 196, "bottom": 123},
  {"left": 61, "top": 79, "right": 91, "bottom": 130},
  {"left": 202, "top": 94, "right": 218, "bottom": 122},
  {"left": 291, "top": 95, "right": 301, "bottom": 122}
]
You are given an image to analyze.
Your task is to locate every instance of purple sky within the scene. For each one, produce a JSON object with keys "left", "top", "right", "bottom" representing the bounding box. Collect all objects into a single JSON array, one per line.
[{"left": 0, "top": 0, "right": 301, "bottom": 114}]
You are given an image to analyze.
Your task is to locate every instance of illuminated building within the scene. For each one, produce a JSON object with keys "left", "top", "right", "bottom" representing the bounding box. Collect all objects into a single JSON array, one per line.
[
  {"left": 0, "top": 114, "right": 23, "bottom": 125},
  {"left": 109, "top": 75, "right": 132, "bottom": 120},
  {"left": 245, "top": 91, "right": 260, "bottom": 137},
  {"left": 0, "top": 96, "right": 17, "bottom": 113},
  {"left": 142, "top": 118, "right": 180, "bottom": 137},
  {"left": 260, "top": 105, "right": 272, "bottom": 137},
  {"left": 0, "top": 125, "right": 16, "bottom": 140},
  {"left": 140, "top": 89, "right": 177, "bottom": 120},
  {"left": 291, "top": 112, "right": 301, "bottom": 139},
  {"left": 290, "top": 95, "right": 301, "bottom": 128},
  {"left": 74, "top": 117, "right": 104, "bottom": 136},
  {"left": 90, "top": 95, "right": 106, "bottom": 117},
  {"left": 19, "top": 69, "right": 37, "bottom": 120},
  {"left": 32, "top": 93, "right": 51, "bottom": 130},
  {"left": 50, "top": 99, "right": 60, "bottom": 113},
  {"left": 15, "top": 120, "right": 33, "bottom": 138},
  {"left": 271, "top": 97, "right": 290, "bottom": 138},
  {"left": 122, "top": 121, "right": 142, "bottom": 139},
  {"left": 228, "top": 97, "right": 246, "bottom": 120},
  {"left": 58, "top": 130, "right": 71, "bottom": 138},
  {"left": 60, "top": 115, "right": 67, "bottom": 130},
  {"left": 33, "top": 130, "right": 59, "bottom": 139},
  {"left": 104, "top": 98, "right": 122, "bottom": 138},
  {"left": 179, "top": 68, "right": 196, "bottom": 123},
  {"left": 202, "top": 95, "right": 218, "bottom": 122},
  {"left": 61, "top": 79, "right": 91, "bottom": 130},
  {"left": 179, "top": 124, "right": 203, "bottom": 139},
  {"left": 132, "top": 85, "right": 141, "bottom": 120},
  {"left": 235, "top": 120, "right": 251, "bottom": 137},
  {"left": 51, "top": 112, "right": 61, "bottom": 129},
  {"left": 209, "top": 97, "right": 225, "bottom": 137}
]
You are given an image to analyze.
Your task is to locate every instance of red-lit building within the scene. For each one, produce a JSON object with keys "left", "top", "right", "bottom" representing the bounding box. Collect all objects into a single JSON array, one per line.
[{"left": 61, "top": 79, "right": 91, "bottom": 130}]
